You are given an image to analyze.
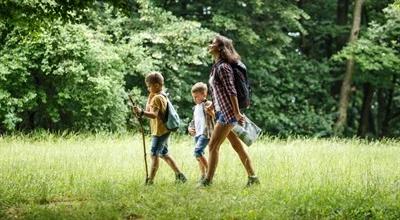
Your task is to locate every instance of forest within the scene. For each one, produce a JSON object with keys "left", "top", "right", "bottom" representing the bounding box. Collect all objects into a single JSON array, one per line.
[{"left": 1, "top": 0, "right": 399, "bottom": 138}]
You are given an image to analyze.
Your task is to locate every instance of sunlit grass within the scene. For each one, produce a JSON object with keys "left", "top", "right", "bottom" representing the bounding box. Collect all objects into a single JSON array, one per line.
[{"left": 1, "top": 134, "right": 399, "bottom": 219}]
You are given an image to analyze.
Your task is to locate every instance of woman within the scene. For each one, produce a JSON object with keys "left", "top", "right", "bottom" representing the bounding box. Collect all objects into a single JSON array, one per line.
[{"left": 200, "top": 34, "right": 260, "bottom": 187}]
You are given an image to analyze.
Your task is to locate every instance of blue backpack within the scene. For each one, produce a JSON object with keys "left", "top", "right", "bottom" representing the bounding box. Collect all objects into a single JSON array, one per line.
[{"left": 161, "top": 93, "right": 180, "bottom": 131}]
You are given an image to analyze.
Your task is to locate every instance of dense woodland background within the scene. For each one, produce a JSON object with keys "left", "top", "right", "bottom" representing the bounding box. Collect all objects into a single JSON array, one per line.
[{"left": 0, "top": 0, "right": 399, "bottom": 138}]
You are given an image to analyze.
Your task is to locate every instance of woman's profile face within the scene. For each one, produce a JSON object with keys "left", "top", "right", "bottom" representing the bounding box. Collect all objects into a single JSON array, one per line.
[{"left": 208, "top": 38, "right": 219, "bottom": 56}]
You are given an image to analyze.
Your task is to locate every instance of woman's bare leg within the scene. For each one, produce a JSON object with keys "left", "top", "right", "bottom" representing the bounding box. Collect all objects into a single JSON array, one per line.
[
  {"left": 227, "top": 131, "right": 255, "bottom": 176},
  {"left": 205, "top": 123, "right": 233, "bottom": 182}
]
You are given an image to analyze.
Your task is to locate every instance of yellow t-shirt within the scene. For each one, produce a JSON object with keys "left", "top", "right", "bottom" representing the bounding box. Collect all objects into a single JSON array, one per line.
[{"left": 149, "top": 94, "right": 169, "bottom": 136}]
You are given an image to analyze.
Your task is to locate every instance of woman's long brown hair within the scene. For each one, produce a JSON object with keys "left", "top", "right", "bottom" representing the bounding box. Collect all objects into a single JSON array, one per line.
[{"left": 214, "top": 34, "right": 241, "bottom": 64}]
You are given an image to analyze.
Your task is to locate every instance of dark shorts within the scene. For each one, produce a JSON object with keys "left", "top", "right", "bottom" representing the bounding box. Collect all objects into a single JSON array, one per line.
[
  {"left": 194, "top": 134, "right": 209, "bottom": 158},
  {"left": 150, "top": 132, "right": 170, "bottom": 157},
  {"left": 215, "top": 111, "right": 237, "bottom": 125}
]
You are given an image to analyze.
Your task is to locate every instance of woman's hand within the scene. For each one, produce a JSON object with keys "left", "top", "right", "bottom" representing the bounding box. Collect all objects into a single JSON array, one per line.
[{"left": 235, "top": 112, "right": 245, "bottom": 126}]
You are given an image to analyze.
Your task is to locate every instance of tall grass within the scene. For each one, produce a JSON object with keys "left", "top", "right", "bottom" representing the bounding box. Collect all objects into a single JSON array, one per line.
[{"left": 0, "top": 134, "right": 399, "bottom": 219}]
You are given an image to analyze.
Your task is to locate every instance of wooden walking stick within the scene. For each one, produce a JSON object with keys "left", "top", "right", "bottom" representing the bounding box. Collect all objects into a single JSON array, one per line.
[{"left": 128, "top": 95, "right": 149, "bottom": 182}]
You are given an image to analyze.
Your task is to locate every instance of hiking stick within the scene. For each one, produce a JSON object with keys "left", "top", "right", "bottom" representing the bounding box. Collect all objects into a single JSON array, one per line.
[{"left": 128, "top": 95, "right": 149, "bottom": 181}]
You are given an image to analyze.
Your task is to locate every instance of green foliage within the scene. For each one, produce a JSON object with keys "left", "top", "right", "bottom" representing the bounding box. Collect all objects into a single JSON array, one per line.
[
  {"left": 0, "top": 1, "right": 214, "bottom": 133},
  {"left": 396, "top": 0, "right": 400, "bottom": 8},
  {"left": 0, "top": 0, "right": 399, "bottom": 137},
  {"left": 154, "top": 0, "right": 336, "bottom": 137},
  {"left": 87, "top": 1, "right": 215, "bottom": 131},
  {"left": 332, "top": 2, "right": 400, "bottom": 137},
  {"left": 334, "top": 4, "right": 400, "bottom": 82},
  {"left": 248, "top": 53, "right": 335, "bottom": 137},
  {"left": 0, "top": 20, "right": 128, "bottom": 132}
]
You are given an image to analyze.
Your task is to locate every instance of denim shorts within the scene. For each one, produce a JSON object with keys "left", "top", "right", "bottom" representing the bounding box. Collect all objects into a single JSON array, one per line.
[
  {"left": 194, "top": 134, "right": 209, "bottom": 158},
  {"left": 215, "top": 111, "right": 237, "bottom": 125},
  {"left": 150, "top": 132, "right": 170, "bottom": 157}
]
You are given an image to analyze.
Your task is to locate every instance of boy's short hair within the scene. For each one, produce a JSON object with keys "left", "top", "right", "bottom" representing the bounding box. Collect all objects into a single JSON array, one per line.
[
  {"left": 145, "top": 72, "right": 164, "bottom": 85},
  {"left": 191, "top": 82, "right": 208, "bottom": 94}
]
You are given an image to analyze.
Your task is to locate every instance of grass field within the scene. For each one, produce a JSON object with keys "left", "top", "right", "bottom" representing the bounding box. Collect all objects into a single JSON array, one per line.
[{"left": 0, "top": 134, "right": 399, "bottom": 219}]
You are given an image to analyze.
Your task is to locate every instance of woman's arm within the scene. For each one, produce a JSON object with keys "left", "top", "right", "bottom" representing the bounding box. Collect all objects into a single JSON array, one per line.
[{"left": 229, "top": 96, "right": 245, "bottom": 124}]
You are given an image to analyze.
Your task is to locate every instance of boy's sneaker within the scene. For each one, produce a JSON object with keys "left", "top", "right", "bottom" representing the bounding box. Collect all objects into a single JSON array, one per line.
[
  {"left": 145, "top": 178, "right": 154, "bottom": 186},
  {"left": 196, "top": 178, "right": 212, "bottom": 188},
  {"left": 175, "top": 173, "right": 187, "bottom": 184},
  {"left": 246, "top": 176, "right": 260, "bottom": 187}
]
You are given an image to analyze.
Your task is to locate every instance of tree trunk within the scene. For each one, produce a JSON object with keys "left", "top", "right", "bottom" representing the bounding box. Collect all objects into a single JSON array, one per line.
[
  {"left": 381, "top": 85, "right": 394, "bottom": 137},
  {"left": 377, "top": 89, "right": 393, "bottom": 137},
  {"left": 357, "top": 83, "right": 374, "bottom": 137},
  {"left": 377, "top": 89, "right": 386, "bottom": 136},
  {"left": 331, "top": 0, "right": 350, "bottom": 97},
  {"left": 334, "top": 0, "right": 364, "bottom": 136},
  {"left": 377, "top": 76, "right": 397, "bottom": 137}
]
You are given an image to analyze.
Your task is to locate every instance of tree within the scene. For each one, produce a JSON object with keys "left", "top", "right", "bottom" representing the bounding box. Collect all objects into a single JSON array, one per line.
[
  {"left": 1, "top": 0, "right": 398, "bottom": 137},
  {"left": 334, "top": 2, "right": 400, "bottom": 137},
  {"left": 0, "top": 1, "right": 214, "bottom": 133},
  {"left": 334, "top": 0, "right": 365, "bottom": 136}
]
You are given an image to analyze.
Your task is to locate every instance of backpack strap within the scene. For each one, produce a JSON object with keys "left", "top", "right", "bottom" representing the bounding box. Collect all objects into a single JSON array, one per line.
[{"left": 155, "top": 93, "right": 168, "bottom": 122}]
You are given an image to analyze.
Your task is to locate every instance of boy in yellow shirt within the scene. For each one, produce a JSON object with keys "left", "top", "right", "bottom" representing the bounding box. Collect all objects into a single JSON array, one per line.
[{"left": 133, "top": 72, "right": 186, "bottom": 185}]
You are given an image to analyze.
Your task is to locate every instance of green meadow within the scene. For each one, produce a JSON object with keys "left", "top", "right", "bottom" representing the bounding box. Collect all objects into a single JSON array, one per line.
[{"left": 1, "top": 134, "right": 399, "bottom": 219}]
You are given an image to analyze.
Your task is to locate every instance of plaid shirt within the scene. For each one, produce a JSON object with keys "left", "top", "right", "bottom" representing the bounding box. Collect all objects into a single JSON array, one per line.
[
  {"left": 209, "top": 60, "right": 237, "bottom": 123},
  {"left": 188, "top": 101, "right": 215, "bottom": 139}
]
